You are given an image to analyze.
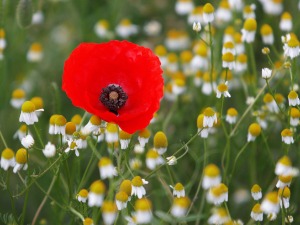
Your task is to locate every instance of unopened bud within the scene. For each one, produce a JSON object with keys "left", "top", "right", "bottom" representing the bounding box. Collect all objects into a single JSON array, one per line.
[
  {"left": 193, "top": 22, "right": 201, "bottom": 32},
  {"left": 262, "top": 47, "right": 270, "bottom": 55},
  {"left": 166, "top": 156, "right": 177, "bottom": 165}
]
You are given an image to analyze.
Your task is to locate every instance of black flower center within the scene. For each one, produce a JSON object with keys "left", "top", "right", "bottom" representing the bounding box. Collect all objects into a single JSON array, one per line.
[{"left": 100, "top": 84, "right": 128, "bottom": 116}]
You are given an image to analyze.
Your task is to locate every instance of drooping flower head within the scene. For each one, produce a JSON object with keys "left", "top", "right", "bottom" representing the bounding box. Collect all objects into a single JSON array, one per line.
[{"left": 62, "top": 40, "right": 163, "bottom": 134}]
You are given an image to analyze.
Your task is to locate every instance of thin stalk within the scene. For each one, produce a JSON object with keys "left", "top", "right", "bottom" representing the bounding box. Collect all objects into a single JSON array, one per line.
[
  {"left": 247, "top": 43, "right": 257, "bottom": 87},
  {"left": 162, "top": 97, "right": 178, "bottom": 133},
  {"left": 6, "top": 172, "right": 18, "bottom": 223},
  {"left": 0, "top": 130, "right": 8, "bottom": 148},
  {"left": 33, "top": 124, "right": 45, "bottom": 148},
  {"left": 208, "top": 22, "right": 214, "bottom": 92}
]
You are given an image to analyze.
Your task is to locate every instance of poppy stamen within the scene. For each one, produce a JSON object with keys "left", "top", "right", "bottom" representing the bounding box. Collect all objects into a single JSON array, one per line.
[{"left": 100, "top": 84, "right": 128, "bottom": 116}]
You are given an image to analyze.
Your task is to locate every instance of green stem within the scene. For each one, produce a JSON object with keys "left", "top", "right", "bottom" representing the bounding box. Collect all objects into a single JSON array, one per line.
[
  {"left": 77, "top": 151, "right": 96, "bottom": 192},
  {"left": 51, "top": 82, "right": 61, "bottom": 114},
  {"left": 33, "top": 124, "right": 45, "bottom": 148},
  {"left": 162, "top": 97, "right": 178, "bottom": 133},
  {"left": 32, "top": 167, "right": 60, "bottom": 225},
  {"left": 6, "top": 172, "right": 18, "bottom": 223},
  {"left": 208, "top": 22, "right": 214, "bottom": 92},
  {"left": 0, "top": 129, "right": 8, "bottom": 148},
  {"left": 247, "top": 43, "right": 257, "bottom": 88}
]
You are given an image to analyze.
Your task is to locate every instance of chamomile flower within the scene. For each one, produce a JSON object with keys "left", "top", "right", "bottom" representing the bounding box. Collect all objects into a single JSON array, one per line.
[
  {"left": 208, "top": 207, "right": 230, "bottom": 224},
  {"left": 216, "top": 82, "right": 231, "bottom": 98},
  {"left": 197, "top": 114, "right": 210, "bottom": 138},
  {"left": 77, "top": 189, "right": 89, "bottom": 203},
  {"left": 146, "top": 149, "right": 164, "bottom": 170},
  {"left": 278, "top": 187, "right": 290, "bottom": 208},
  {"left": 281, "top": 129, "right": 294, "bottom": 145},
  {"left": 65, "top": 122, "right": 77, "bottom": 140},
  {"left": 284, "top": 36, "right": 300, "bottom": 59},
  {"left": 191, "top": 42, "right": 209, "bottom": 71},
  {"left": 135, "top": 198, "right": 152, "bottom": 224},
  {"left": 101, "top": 201, "right": 118, "bottom": 225},
  {"left": 203, "top": 107, "right": 217, "bottom": 128},
  {"left": 247, "top": 123, "right": 261, "bottom": 142},
  {"left": 1, "top": 148, "right": 15, "bottom": 171},
  {"left": 290, "top": 107, "right": 300, "bottom": 126},
  {"left": 10, "top": 89, "right": 26, "bottom": 108},
  {"left": 263, "top": 93, "right": 279, "bottom": 113},
  {"left": 88, "top": 180, "right": 106, "bottom": 207},
  {"left": 13, "top": 124, "right": 28, "bottom": 141},
  {"left": 49, "top": 114, "right": 59, "bottom": 135},
  {"left": 261, "top": 0, "right": 282, "bottom": 16},
  {"left": 138, "top": 129, "right": 151, "bottom": 148},
  {"left": 119, "top": 179, "right": 132, "bottom": 198},
  {"left": 262, "top": 68, "right": 272, "bottom": 79},
  {"left": 171, "top": 196, "right": 191, "bottom": 217},
  {"left": 251, "top": 203, "right": 263, "bottom": 221},
  {"left": 192, "top": 22, "right": 201, "bottom": 32},
  {"left": 235, "top": 54, "right": 247, "bottom": 73},
  {"left": 243, "top": 4, "right": 256, "bottom": 19},
  {"left": 54, "top": 115, "right": 67, "bottom": 135},
  {"left": 165, "top": 30, "right": 190, "bottom": 51},
  {"left": 172, "top": 78, "right": 186, "bottom": 95},
  {"left": 222, "top": 52, "right": 235, "bottom": 70},
  {"left": 276, "top": 175, "right": 292, "bottom": 188},
  {"left": 71, "top": 114, "right": 82, "bottom": 130},
  {"left": 207, "top": 183, "right": 229, "bottom": 205},
  {"left": 42, "top": 142, "right": 56, "bottom": 158},
  {"left": 170, "top": 183, "right": 185, "bottom": 198},
  {"left": 241, "top": 18, "right": 257, "bottom": 43},
  {"left": 175, "top": 0, "right": 194, "bottom": 15},
  {"left": 153, "top": 131, "right": 168, "bottom": 155},
  {"left": 251, "top": 184, "right": 262, "bottom": 200},
  {"left": 188, "top": 6, "right": 203, "bottom": 25},
  {"left": 203, "top": 164, "right": 221, "bottom": 189},
  {"left": 21, "top": 134, "right": 34, "bottom": 149},
  {"left": 130, "top": 158, "right": 142, "bottom": 170},
  {"left": 0, "top": 28, "right": 6, "bottom": 49},
  {"left": 223, "top": 26, "right": 235, "bottom": 43},
  {"left": 13, "top": 148, "right": 28, "bottom": 173},
  {"left": 234, "top": 32, "right": 245, "bottom": 54},
  {"left": 115, "top": 19, "right": 138, "bottom": 38},
  {"left": 203, "top": 3, "right": 215, "bottom": 24},
  {"left": 228, "top": 0, "right": 243, "bottom": 11},
  {"left": 279, "top": 12, "right": 292, "bottom": 32},
  {"left": 260, "top": 24, "right": 274, "bottom": 45},
  {"left": 275, "top": 156, "right": 299, "bottom": 176},
  {"left": 119, "top": 130, "right": 131, "bottom": 150},
  {"left": 288, "top": 90, "right": 300, "bottom": 106},
  {"left": 261, "top": 191, "right": 280, "bottom": 215},
  {"left": 27, "top": 42, "right": 43, "bottom": 62},
  {"left": 65, "top": 139, "right": 80, "bottom": 157},
  {"left": 94, "top": 19, "right": 112, "bottom": 39},
  {"left": 154, "top": 45, "right": 168, "bottom": 68},
  {"left": 98, "top": 157, "right": 117, "bottom": 179},
  {"left": 226, "top": 108, "right": 238, "bottom": 124},
  {"left": 143, "top": 20, "right": 162, "bottom": 36},
  {"left": 81, "top": 115, "right": 102, "bottom": 135},
  {"left": 19, "top": 101, "right": 43, "bottom": 125},
  {"left": 105, "top": 123, "right": 119, "bottom": 143},
  {"left": 32, "top": 11, "right": 44, "bottom": 25},
  {"left": 115, "top": 191, "right": 129, "bottom": 210},
  {"left": 131, "top": 176, "right": 148, "bottom": 199},
  {"left": 216, "top": 0, "right": 232, "bottom": 23}
]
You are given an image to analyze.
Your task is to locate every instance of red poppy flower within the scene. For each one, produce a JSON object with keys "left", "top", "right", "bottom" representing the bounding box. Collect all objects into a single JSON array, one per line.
[{"left": 62, "top": 40, "right": 164, "bottom": 134}]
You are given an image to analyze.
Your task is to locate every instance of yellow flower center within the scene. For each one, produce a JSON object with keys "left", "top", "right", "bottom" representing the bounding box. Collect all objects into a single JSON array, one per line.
[
  {"left": 243, "top": 5, "right": 253, "bottom": 14},
  {"left": 222, "top": 52, "right": 234, "bottom": 62},
  {"left": 97, "top": 19, "right": 109, "bottom": 29},
  {"left": 65, "top": 122, "right": 76, "bottom": 135},
  {"left": 49, "top": 114, "right": 59, "bottom": 125},
  {"left": 101, "top": 201, "right": 117, "bottom": 213},
  {"left": 139, "top": 129, "right": 151, "bottom": 138},
  {"left": 281, "top": 12, "right": 292, "bottom": 20},
  {"left": 263, "top": 93, "right": 274, "bottom": 103},
  {"left": 219, "top": 0, "right": 230, "bottom": 9},
  {"left": 275, "top": 93, "right": 284, "bottom": 104},
  {"left": 243, "top": 18, "right": 257, "bottom": 31},
  {"left": 251, "top": 184, "right": 261, "bottom": 193},
  {"left": 223, "top": 42, "right": 234, "bottom": 49},
  {"left": 146, "top": 149, "right": 159, "bottom": 159},
  {"left": 78, "top": 189, "right": 89, "bottom": 198},
  {"left": 155, "top": 45, "right": 167, "bottom": 56},
  {"left": 248, "top": 123, "right": 261, "bottom": 136},
  {"left": 192, "top": 6, "right": 203, "bottom": 14},
  {"left": 260, "top": 24, "right": 273, "bottom": 36},
  {"left": 30, "top": 97, "right": 43, "bottom": 109},
  {"left": 132, "top": 176, "right": 143, "bottom": 187},
  {"left": 288, "top": 90, "right": 298, "bottom": 100},
  {"left": 12, "top": 89, "right": 25, "bottom": 99},
  {"left": 203, "top": 107, "right": 215, "bottom": 117},
  {"left": 278, "top": 175, "right": 292, "bottom": 183},
  {"left": 30, "top": 43, "right": 42, "bottom": 52},
  {"left": 0, "top": 28, "right": 5, "bottom": 38},
  {"left": 98, "top": 157, "right": 112, "bottom": 167},
  {"left": 217, "top": 208, "right": 228, "bottom": 217},
  {"left": 227, "top": 108, "right": 238, "bottom": 117},
  {"left": 225, "top": 26, "right": 235, "bottom": 35},
  {"left": 237, "top": 54, "right": 247, "bottom": 63},
  {"left": 120, "top": 19, "right": 132, "bottom": 26},
  {"left": 83, "top": 218, "right": 94, "bottom": 225},
  {"left": 265, "top": 191, "right": 279, "bottom": 204},
  {"left": 204, "top": 164, "right": 220, "bottom": 177},
  {"left": 174, "top": 183, "right": 184, "bottom": 191},
  {"left": 119, "top": 130, "right": 131, "bottom": 140},
  {"left": 19, "top": 124, "right": 27, "bottom": 132},
  {"left": 16, "top": 148, "right": 27, "bottom": 164},
  {"left": 106, "top": 123, "right": 118, "bottom": 133},
  {"left": 252, "top": 203, "right": 262, "bottom": 213},
  {"left": 21, "top": 101, "right": 36, "bottom": 113},
  {"left": 154, "top": 131, "right": 168, "bottom": 148},
  {"left": 116, "top": 191, "right": 129, "bottom": 202},
  {"left": 55, "top": 115, "right": 67, "bottom": 126},
  {"left": 234, "top": 32, "right": 242, "bottom": 43},
  {"left": 174, "top": 78, "right": 185, "bottom": 87},
  {"left": 287, "top": 37, "right": 299, "bottom": 48},
  {"left": 71, "top": 114, "right": 82, "bottom": 125},
  {"left": 119, "top": 180, "right": 132, "bottom": 196},
  {"left": 90, "top": 180, "right": 106, "bottom": 194},
  {"left": 180, "top": 50, "right": 193, "bottom": 63},
  {"left": 217, "top": 83, "right": 228, "bottom": 92},
  {"left": 90, "top": 115, "right": 101, "bottom": 126},
  {"left": 197, "top": 114, "right": 204, "bottom": 128},
  {"left": 278, "top": 187, "right": 290, "bottom": 198},
  {"left": 278, "top": 156, "right": 291, "bottom": 166},
  {"left": 203, "top": 3, "right": 214, "bottom": 14},
  {"left": 281, "top": 128, "right": 293, "bottom": 137},
  {"left": 167, "top": 53, "right": 178, "bottom": 63},
  {"left": 290, "top": 107, "right": 300, "bottom": 118},
  {"left": 173, "top": 197, "right": 191, "bottom": 208},
  {"left": 135, "top": 198, "right": 152, "bottom": 211},
  {"left": 1, "top": 148, "right": 14, "bottom": 159}
]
